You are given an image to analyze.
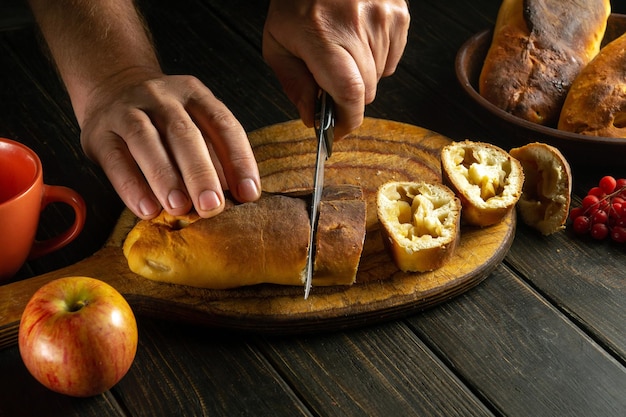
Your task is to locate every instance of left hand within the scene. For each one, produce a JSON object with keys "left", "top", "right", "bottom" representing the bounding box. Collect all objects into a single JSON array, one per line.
[
  {"left": 263, "top": 0, "right": 410, "bottom": 139},
  {"left": 78, "top": 69, "right": 261, "bottom": 220}
]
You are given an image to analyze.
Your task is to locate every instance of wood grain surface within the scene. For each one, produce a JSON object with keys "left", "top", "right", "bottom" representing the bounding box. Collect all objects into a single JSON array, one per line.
[{"left": 0, "top": 118, "right": 515, "bottom": 348}]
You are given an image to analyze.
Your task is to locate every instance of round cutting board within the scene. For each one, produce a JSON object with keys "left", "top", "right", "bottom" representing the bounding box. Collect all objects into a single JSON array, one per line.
[{"left": 0, "top": 118, "right": 515, "bottom": 344}]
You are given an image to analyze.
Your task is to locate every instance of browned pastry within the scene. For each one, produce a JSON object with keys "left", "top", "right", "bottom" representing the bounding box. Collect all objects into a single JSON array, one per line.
[
  {"left": 376, "top": 181, "right": 461, "bottom": 272},
  {"left": 558, "top": 32, "right": 626, "bottom": 137},
  {"left": 123, "top": 185, "right": 366, "bottom": 289},
  {"left": 509, "top": 143, "right": 572, "bottom": 235},
  {"left": 441, "top": 140, "right": 524, "bottom": 227},
  {"left": 479, "top": 0, "right": 611, "bottom": 126}
]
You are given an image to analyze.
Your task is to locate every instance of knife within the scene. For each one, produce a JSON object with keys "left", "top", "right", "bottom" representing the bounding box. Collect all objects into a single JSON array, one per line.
[{"left": 304, "top": 90, "right": 334, "bottom": 299}]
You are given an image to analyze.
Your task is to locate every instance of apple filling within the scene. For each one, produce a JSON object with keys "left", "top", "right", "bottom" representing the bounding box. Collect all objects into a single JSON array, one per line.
[
  {"left": 379, "top": 182, "right": 458, "bottom": 243},
  {"left": 441, "top": 140, "right": 524, "bottom": 227},
  {"left": 448, "top": 145, "right": 511, "bottom": 202}
]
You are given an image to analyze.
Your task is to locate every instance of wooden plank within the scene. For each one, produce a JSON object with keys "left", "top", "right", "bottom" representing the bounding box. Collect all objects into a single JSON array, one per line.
[
  {"left": 506, "top": 223, "right": 626, "bottom": 360},
  {"left": 0, "top": 0, "right": 33, "bottom": 31},
  {"left": 382, "top": 0, "right": 511, "bottom": 144},
  {"left": 113, "top": 317, "right": 311, "bottom": 416},
  {"left": 257, "top": 321, "right": 495, "bottom": 417},
  {"left": 190, "top": 0, "right": 268, "bottom": 46},
  {"left": 407, "top": 265, "right": 626, "bottom": 417},
  {"left": 137, "top": 0, "right": 297, "bottom": 132}
]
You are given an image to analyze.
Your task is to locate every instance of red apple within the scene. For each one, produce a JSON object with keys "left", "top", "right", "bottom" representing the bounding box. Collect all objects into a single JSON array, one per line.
[{"left": 18, "top": 276, "right": 138, "bottom": 397}]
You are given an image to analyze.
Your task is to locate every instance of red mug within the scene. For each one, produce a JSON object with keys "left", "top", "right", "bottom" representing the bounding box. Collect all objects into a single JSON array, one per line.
[{"left": 0, "top": 138, "right": 86, "bottom": 281}]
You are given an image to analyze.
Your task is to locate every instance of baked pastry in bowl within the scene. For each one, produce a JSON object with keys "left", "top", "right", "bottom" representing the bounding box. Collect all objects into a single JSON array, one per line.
[{"left": 455, "top": 13, "right": 626, "bottom": 167}]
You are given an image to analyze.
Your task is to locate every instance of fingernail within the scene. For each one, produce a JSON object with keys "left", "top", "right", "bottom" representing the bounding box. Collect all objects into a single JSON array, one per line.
[
  {"left": 168, "top": 189, "right": 189, "bottom": 210},
  {"left": 199, "top": 190, "right": 221, "bottom": 212},
  {"left": 237, "top": 178, "right": 260, "bottom": 201},
  {"left": 139, "top": 197, "right": 160, "bottom": 217}
]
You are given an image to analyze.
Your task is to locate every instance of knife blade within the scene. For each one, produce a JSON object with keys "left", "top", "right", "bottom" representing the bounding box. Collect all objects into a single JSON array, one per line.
[{"left": 304, "top": 90, "right": 334, "bottom": 299}]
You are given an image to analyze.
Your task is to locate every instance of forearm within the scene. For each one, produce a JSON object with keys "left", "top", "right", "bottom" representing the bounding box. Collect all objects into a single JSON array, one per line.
[{"left": 26, "top": 0, "right": 161, "bottom": 124}]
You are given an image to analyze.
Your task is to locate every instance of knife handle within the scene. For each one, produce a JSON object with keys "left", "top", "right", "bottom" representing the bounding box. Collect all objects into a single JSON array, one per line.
[{"left": 315, "top": 90, "right": 334, "bottom": 157}]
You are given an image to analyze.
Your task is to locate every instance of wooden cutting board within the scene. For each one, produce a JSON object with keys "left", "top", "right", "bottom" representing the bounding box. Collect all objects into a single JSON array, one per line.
[{"left": 0, "top": 118, "right": 515, "bottom": 348}]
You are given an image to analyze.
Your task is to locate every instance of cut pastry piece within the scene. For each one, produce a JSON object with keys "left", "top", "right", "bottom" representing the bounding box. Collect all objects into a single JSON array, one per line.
[
  {"left": 441, "top": 140, "right": 524, "bottom": 227},
  {"left": 123, "top": 185, "right": 366, "bottom": 289},
  {"left": 376, "top": 181, "right": 461, "bottom": 272},
  {"left": 509, "top": 142, "right": 572, "bottom": 235}
]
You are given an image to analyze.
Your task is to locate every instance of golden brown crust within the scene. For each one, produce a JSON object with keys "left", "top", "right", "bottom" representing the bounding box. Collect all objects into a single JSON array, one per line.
[
  {"left": 314, "top": 186, "right": 366, "bottom": 286},
  {"left": 558, "top": 32, "right": 626, "bottom": 137},
  {"left": 376, "top": 181, "right": 461, "bottom": 272},
  {"left": 441, "top": 140, "right": 524, "bottom": 227},
  {"left": 479, "top": 0, "right": 610, "bottom": 126},
  {"left": 509, "top": 143, "right": 572, "bottom": 235},
  {"left": 123, "top": 186, "right": 366, "bottom": 289}
]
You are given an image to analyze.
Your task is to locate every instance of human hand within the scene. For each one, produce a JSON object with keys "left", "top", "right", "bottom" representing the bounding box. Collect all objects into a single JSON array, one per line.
[
  {"left": 263, "top": 0, "right": 410, "bottom": 139},
  {"left": 78, "top": 68, "right": 261, "bottom": 220}
]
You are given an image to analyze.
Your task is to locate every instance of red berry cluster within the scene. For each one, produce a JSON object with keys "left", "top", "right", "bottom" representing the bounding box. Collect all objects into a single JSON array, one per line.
[{"left": 569, "top": 176, "right": 626, "bottom": 243}]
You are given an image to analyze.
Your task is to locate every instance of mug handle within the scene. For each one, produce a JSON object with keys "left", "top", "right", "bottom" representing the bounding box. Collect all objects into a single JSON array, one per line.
[{"left": 28, "top": 185, "right": 87, "bottom": 259}]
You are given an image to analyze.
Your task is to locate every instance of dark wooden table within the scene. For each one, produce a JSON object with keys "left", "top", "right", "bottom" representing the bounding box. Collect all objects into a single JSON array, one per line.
[{"left": 1, "top": 1, "right": 625, "bottom": 416}]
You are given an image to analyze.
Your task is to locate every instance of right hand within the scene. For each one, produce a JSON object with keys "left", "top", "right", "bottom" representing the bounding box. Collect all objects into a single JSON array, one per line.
[{"left": 263, "top": 0, "right": 410, "bottom": 139}]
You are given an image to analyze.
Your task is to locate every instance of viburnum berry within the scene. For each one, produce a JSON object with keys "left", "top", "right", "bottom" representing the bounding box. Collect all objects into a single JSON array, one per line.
[
  {"left": 611, "top": 226, "right": 626, "bottom": 243},
  {"left": 591, "top": 209, "right": 608, "bottom": 225},
  {"left": 588, "top": 187, "right": 605, "bottom": 198},
  {"left": 569, "top": 206, "right": 584, "bottom": 221},
  {"left": 572, "top": 215, "right": 591, "bottom": 235},
  {"left": 612, "top": 202, "right": 623, "bottom": 216},
  {"left": 599, "top": 176, "right": 617, "bottom": 194},
  {"left": 582, "top": 194, "right": 599, "bottom": 210},
  {"left": 569, "top": 175, "right": 626, "bottom": 244},
  {"left": 591, "top": 223, "right": 609, "bottom": 240},
  {"left": 600, "top": 200, "right": 611, "bottom": 212}
]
